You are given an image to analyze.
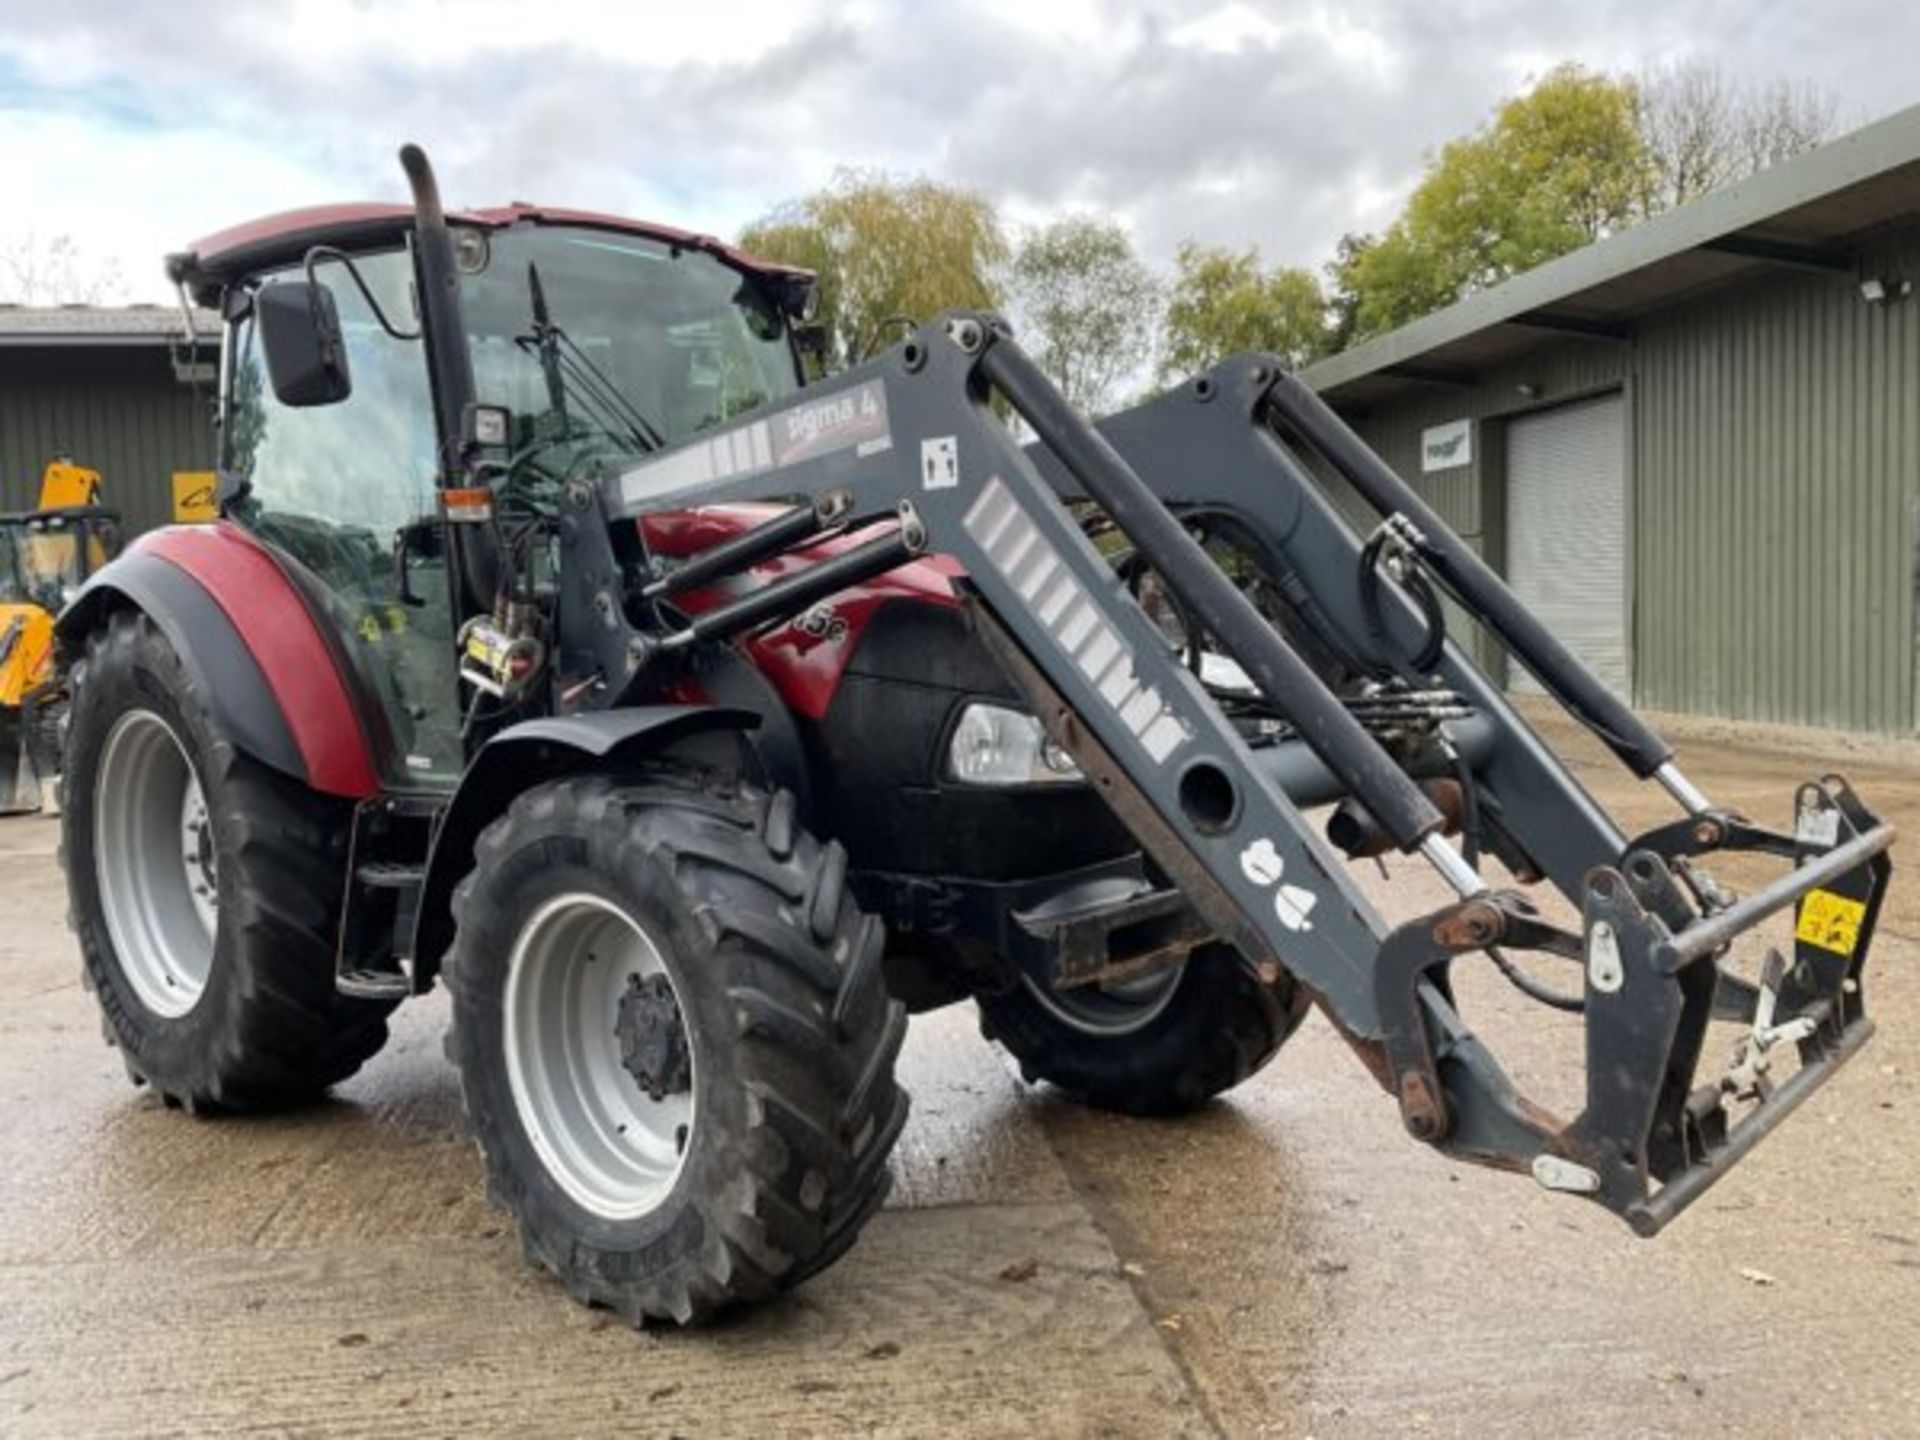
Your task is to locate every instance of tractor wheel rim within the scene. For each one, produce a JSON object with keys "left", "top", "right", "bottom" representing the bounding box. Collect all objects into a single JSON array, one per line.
[
  {"left": 93, "top": 709, "right": 216, "bottom": 1018},
  {"left": 503, "top": 892, "right": 694, "bottom": 1222},
  {"left": 1019, "top": 963, "right": 1183, "bottom": 1038}
]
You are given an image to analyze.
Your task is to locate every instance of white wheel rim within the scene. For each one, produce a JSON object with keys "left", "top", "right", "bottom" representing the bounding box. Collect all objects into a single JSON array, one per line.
[
  {"left": 503, "top": 892, "right": 695, "bottom": 1221},
  {"left": 93, "top": 709, "right": 217, "bottom": 1019}
]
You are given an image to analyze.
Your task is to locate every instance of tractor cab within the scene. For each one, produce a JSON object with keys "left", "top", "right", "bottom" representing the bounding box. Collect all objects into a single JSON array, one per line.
[{"left": 171, "top": 203, "right": 818, "bottom": 786}]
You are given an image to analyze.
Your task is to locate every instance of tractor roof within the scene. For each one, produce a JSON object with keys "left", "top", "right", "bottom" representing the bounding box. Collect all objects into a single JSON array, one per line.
[{"left": 168, "top": 202, "right": 809, "bottom": 307}]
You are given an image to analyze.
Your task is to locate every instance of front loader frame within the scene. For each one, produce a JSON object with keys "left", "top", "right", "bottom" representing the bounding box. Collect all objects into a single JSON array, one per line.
[{"left": 553, "top": 311, "right": 1891, "bottom": 1235}]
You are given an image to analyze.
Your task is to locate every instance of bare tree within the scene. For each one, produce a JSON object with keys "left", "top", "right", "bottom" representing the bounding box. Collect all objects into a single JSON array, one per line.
[
  {"left": 0, "top": 232, "right": 126, "bottom": 305},
  {"left": 1637, "top": 62, "right": 1837, "bottom": 210},
  {"left": 1739, "top": 76, "right": 1840, "bottom": 172}
]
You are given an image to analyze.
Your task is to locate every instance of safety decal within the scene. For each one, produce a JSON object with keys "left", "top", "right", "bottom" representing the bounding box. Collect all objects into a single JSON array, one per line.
[
  {"left": 1240, "top": 838, "right": 1283, "bottom": 886},
  {"left": 1795, "top": 888, "right": 1866, "bottom": 957},
  {"left": 1274, "top": 884, "right": 1318, "bottom": 932},
  {"left": 922, "top": 436, "right": 959, "bottom": 489},
  {"left": 1236, "top": 836, "right": 1317, "bottom": 930},
  {"left": 1794, "top": 804, "right": 1841, "bottom": 848}
]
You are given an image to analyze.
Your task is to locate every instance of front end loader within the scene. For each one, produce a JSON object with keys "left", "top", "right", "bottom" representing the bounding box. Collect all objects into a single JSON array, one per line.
[{"left": 53, "top": 146, "right": 1891, "bottom": 1325}]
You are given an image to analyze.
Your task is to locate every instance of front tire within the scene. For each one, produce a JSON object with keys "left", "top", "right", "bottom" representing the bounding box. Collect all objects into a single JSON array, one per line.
[
  {"left": 63, "top": 610, "right": 395, "bottom": 1109},
  {"left": 445, "top": 769, "right": 908, "bottom": 1326},
  {"left": 978, "top": 944, "right": 1307, "bottom": 1116}
]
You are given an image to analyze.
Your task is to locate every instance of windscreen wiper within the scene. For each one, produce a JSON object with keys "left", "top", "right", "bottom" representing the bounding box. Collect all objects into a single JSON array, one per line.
[{"left": 521, "top": 263, "right": 667, "bottom": 455}]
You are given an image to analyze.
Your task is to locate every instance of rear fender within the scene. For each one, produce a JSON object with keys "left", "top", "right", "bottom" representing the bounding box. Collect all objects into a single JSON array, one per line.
[
  {"left": 57, "top": 525, "right": 381, "bottom": 798},
  {"left": 408, "top": 705, "right": 761, "bottom": 986}
]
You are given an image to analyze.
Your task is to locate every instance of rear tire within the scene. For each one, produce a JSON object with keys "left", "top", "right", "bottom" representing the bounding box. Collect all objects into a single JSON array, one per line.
[
  {"left": 62, "top": 610, "right": 394, "bottom": 1109},
  {"left": 445, "top": 769, "right": 908, "bottom": 1326},
  {"left": 978, "top": 944, "right": 1307, "bottom": 1116}
]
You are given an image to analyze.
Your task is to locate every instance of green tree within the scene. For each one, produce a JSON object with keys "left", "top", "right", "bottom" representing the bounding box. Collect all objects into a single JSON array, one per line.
[
  {"left": 1323, "top": 231, "right": 1377, "bottom": 354},
  {"left": 740, "top": 170, "right": 1007, "bottom": 371},
  {"left": 1334, "top": 64, "right": 1653, "bottom": 340},
  {"left": 1009, "top": 215, "right": 1159, "bottom": 413},
  {"left": 1159, "top": 243, "right": 1327, "bottom": 381}
]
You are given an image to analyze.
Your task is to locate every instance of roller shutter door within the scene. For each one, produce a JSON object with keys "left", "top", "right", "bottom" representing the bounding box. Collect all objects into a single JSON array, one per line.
[{"left": 1505, "top": 393, "right": 1629, "bottom": 698}]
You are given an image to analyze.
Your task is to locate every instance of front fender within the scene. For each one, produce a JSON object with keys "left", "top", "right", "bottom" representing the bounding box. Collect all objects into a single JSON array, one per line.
[
  {"left": 408, "top": 705, "right": 761, "bottom": 985},
  {"left": 58, "top": 525, "right": 380, "bottom": 797}
]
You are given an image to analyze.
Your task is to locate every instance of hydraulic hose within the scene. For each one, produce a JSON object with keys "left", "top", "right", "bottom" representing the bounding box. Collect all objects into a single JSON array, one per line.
[
  {"left": 1264, "top": 370, "right": 1674, "bottom": 779},
  {"left": 1358, "top": 527, "right": 1447, "bottom": 680}
]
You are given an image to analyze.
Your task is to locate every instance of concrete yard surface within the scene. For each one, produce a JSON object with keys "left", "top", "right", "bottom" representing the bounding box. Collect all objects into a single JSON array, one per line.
[{"left": 1, "top": 708, "right": 1916, "bottom": 1437}]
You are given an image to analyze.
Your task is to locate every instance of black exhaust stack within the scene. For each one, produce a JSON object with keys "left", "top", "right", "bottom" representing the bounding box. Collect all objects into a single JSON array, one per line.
[{"left": 399, "top": 143, "right": 498, "bottom": 613}]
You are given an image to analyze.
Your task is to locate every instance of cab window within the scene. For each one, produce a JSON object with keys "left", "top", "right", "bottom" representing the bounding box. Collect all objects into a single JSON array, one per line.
[{"left": 224, "top": 248, "right": 463, "bottom": 785}]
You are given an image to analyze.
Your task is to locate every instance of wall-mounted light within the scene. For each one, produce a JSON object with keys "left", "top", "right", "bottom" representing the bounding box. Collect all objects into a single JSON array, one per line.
[
  {"left": 1515, "top": 382, "right": 1541, "bottom": 399},
  {"left": 1859, "top": 276, "right": 1912, "bottom": 305}
]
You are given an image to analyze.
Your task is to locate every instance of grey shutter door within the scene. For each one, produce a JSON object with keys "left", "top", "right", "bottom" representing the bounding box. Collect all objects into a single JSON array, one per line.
[{"left": 1505, "top": 393, "right": 1629, "bottom": 697}]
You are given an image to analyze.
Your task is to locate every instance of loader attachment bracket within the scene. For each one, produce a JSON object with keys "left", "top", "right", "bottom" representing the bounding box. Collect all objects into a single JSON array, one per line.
[{"left": 1389, "top": 776, "right": 1893, "bottom": 1233}]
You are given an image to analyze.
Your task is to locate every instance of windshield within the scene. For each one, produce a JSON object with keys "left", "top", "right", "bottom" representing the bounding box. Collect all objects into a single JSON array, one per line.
[{"left": 459, "top": 224, "right": 801, "bottom": 466}]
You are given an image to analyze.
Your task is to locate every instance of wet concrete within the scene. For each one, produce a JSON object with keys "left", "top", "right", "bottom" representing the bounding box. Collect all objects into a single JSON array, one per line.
[{"left": 2, "top": 711, "right": 1916, "bottom": 1436}]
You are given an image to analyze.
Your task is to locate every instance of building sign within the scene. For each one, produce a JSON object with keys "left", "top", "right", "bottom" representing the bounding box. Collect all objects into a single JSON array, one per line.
[
  {"left": 1421, "top": 418, "right": 1472, "bottom": 473},
  {"left": 172, "top": 471, "right": 218, "bottom": 523}
]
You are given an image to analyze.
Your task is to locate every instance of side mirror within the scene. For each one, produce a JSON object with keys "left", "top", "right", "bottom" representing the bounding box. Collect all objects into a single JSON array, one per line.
[
  {"left": 258, "top": 280, "right": 352, "bottom": 406},
  {"left": 792, "top": 321, "right": 831, "bottom": 371}
]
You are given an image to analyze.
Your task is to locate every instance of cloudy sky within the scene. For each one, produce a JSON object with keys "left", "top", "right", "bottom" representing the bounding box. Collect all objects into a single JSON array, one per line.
[{"left": 2, "top": 0, "right": 1917, "bottom": 303}]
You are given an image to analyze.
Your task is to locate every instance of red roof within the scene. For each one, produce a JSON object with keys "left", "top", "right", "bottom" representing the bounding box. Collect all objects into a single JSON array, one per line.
[{"left": 172, "top": 201, "right": 808, "bottom": 301}]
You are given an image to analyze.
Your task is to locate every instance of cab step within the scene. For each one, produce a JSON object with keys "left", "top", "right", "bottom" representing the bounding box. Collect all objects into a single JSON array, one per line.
[{"left": 335, "top": 862, "right": 426, "bottom": 1000}]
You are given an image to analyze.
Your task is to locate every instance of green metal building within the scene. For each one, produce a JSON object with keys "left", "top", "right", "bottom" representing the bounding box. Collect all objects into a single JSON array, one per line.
[
  {"left": 0, "top": 306, "right": 216, "bottom": 534},
  {"left": 1301, "top": 104, "right": 1920, "bottom": 734}
]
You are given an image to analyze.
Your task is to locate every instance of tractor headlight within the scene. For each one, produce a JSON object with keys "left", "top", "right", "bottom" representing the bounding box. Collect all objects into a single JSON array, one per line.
[{"left": 946, "top": 703, "right": 1083, "bottom": 787}]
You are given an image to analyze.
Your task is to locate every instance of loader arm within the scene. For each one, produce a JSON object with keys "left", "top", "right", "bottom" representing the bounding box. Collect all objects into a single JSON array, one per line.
[{"left": 570, "top": 312, "right": 1891, "bottom": 1235}]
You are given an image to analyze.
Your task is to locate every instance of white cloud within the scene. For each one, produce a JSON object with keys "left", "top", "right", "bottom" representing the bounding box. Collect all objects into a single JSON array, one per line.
[
  {"left": 0, "top": 109, "right": 341, "bottom": 300},
  {"left": 1, "top": 0, "right": 1915, "bottom": 304}
]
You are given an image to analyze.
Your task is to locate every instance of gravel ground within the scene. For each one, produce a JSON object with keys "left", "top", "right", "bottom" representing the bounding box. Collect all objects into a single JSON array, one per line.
[{"left": 1, "top": 704, "right": 1914, "bottom": 1438}]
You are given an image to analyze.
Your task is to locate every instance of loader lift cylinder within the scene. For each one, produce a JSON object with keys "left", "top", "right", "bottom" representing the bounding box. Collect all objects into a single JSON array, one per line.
[{"left": 976, "top": 330, "right": 1446, "bottom": 854}]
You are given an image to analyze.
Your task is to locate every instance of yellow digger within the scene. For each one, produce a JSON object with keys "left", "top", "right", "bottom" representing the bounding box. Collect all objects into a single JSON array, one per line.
[{"left": 1, "top": 459, "right": 121, "bottom": 814}]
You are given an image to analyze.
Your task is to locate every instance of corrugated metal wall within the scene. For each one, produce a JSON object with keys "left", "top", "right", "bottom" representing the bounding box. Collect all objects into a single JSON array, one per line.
[
  {"left": 0, "top": 347, "right": 216, "bottom": 535},
  {"left": 1332, "top": 342, "right": 1630, "bottom": 674},
  {"left": 1330, "top": 221, "right": 1920, "bottom": 733},
  {"left": 1634, "top": 230, "right": 1920, "bottom": 732}
]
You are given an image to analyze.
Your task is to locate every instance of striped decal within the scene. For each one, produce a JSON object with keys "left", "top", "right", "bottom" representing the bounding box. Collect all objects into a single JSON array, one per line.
[{"left": 963, "top": 477, "right": 1191, "bottom": 765}]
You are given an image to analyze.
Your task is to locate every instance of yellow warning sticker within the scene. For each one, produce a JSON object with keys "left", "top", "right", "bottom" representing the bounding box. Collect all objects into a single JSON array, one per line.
[{"left": 1795, "top": 889, "right": 1867, "bottom": 957}]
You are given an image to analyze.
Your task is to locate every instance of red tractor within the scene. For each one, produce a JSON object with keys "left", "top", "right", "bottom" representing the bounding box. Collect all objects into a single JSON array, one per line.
[{"left": 58, "top": 147, "right": 1891, "bottom": 1326}]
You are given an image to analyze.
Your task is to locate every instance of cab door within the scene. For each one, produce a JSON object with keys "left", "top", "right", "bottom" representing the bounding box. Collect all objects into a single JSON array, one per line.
[{"left": 222, "top": 248, "right": 464, "bottom": 787}]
